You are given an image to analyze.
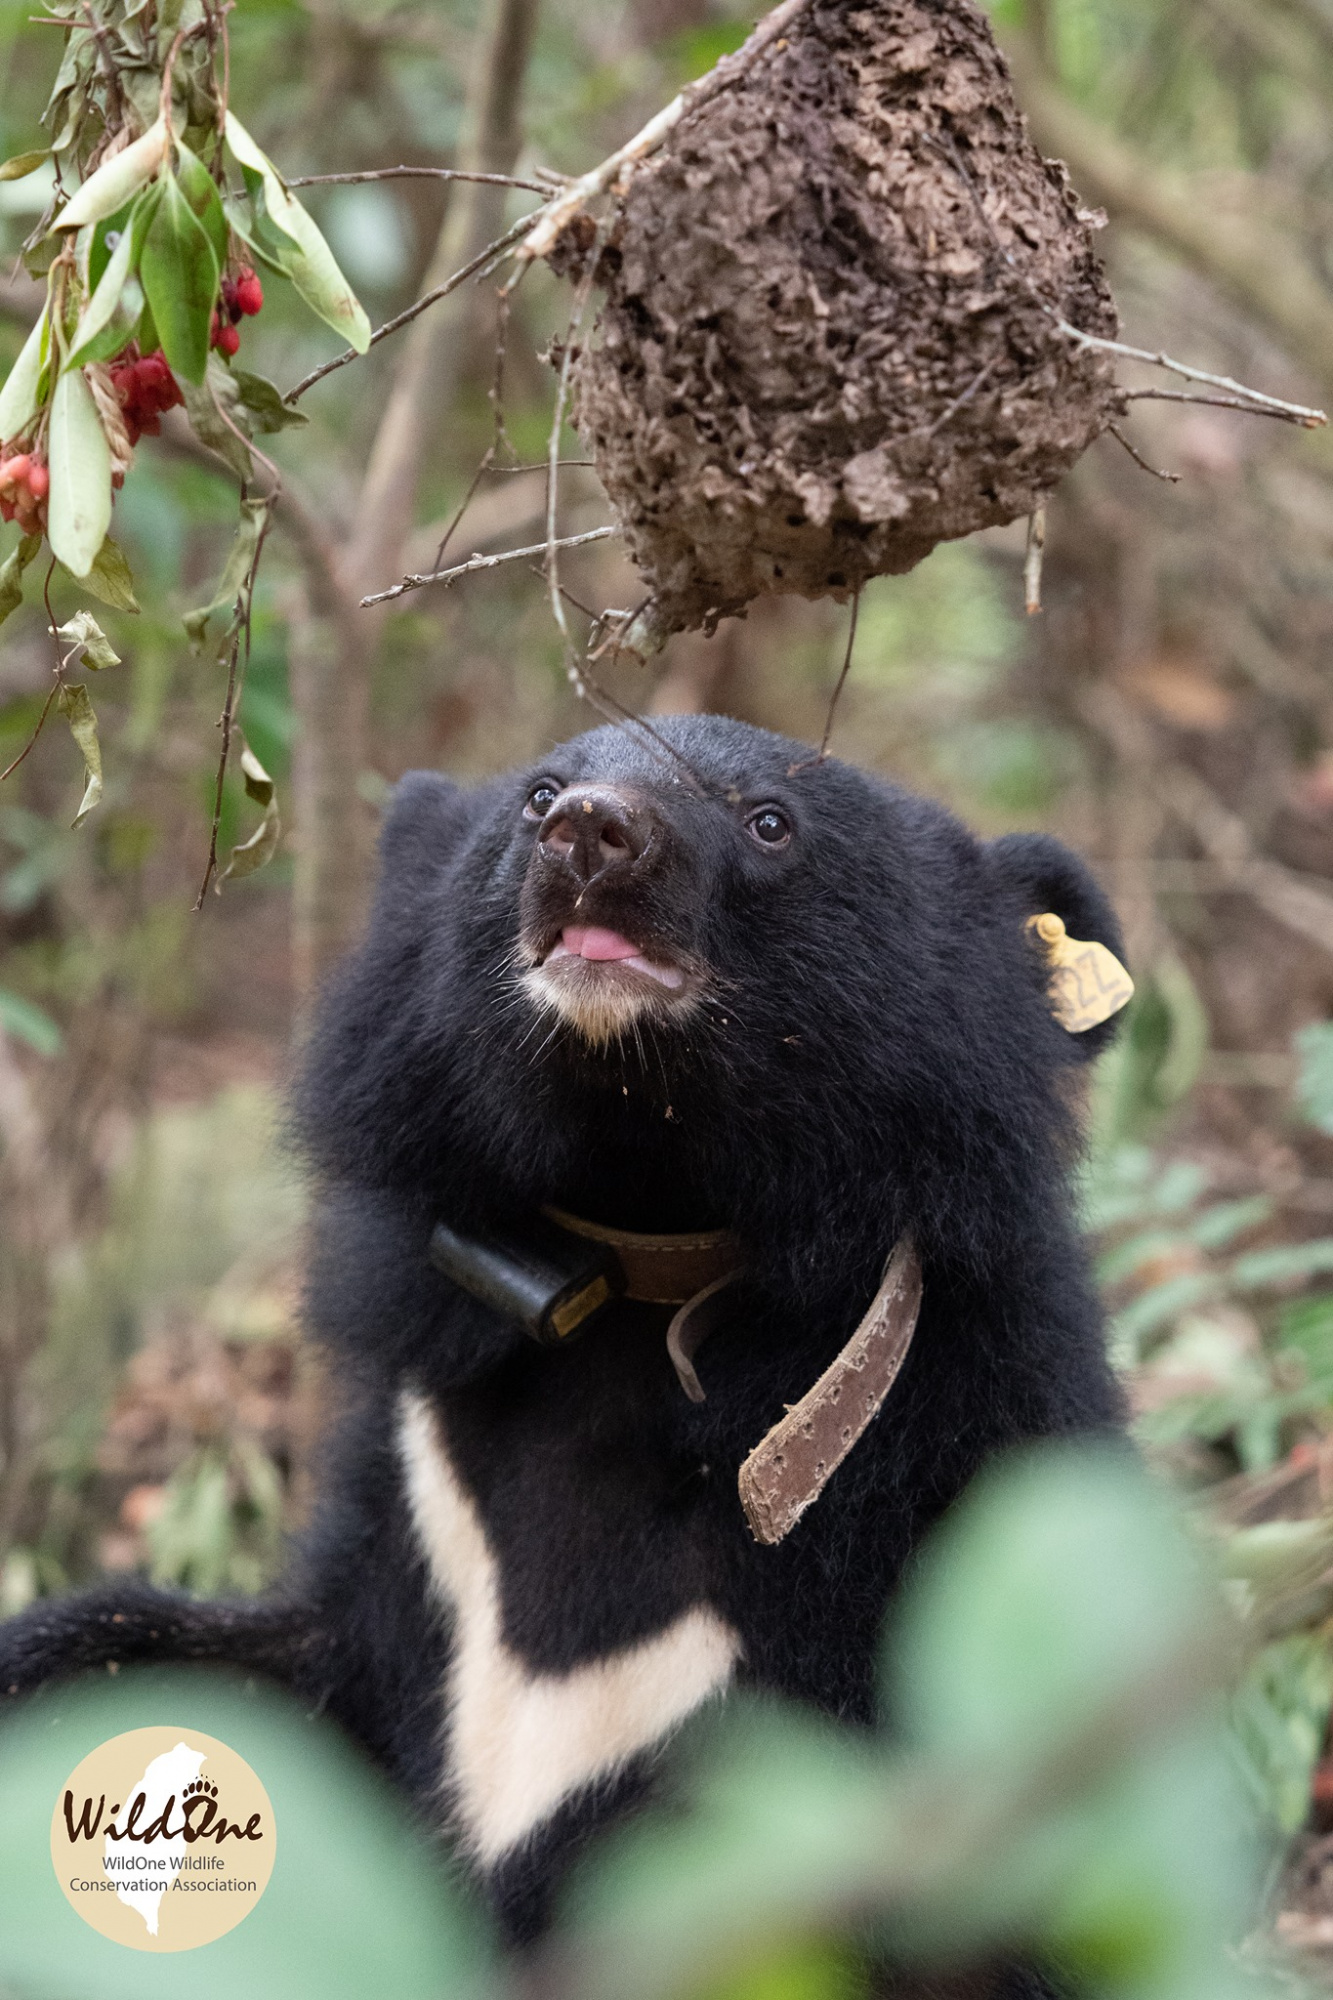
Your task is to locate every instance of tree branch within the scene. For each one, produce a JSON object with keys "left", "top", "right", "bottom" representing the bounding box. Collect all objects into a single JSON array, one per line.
[
  {"left": 360, "top": 525, "right": 618, "bottom": 606},
  {"left": 288, "top": 165, "right": 551, "bottom": 193},
  {"left": 519, "top": 0, "right": 812, "bottom": 262}
]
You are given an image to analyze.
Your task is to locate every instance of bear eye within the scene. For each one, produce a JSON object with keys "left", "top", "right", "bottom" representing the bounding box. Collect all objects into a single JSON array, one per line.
[
  {"left": 524, "top": 780, "right": 561, "bottom": 822},
  {"left": 746, "top": 805, "right": 791, "bottom": 848}
]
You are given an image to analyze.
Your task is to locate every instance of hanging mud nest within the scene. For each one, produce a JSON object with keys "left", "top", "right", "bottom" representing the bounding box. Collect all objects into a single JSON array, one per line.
[{"left": 558, "top": 0, "right": 1123, "bottom": 650}]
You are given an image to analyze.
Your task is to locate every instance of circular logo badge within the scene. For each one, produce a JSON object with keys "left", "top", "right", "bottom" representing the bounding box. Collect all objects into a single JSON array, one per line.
[{"left": 52, "top": 1726, "right": 275, "bottom": 1951}]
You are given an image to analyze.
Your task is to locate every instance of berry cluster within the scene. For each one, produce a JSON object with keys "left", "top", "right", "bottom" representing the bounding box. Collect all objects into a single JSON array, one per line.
[
  {"left": 211, "top": 266, "right": 264, "bottom": 357},
  {"left": 109, "top": 347, "right": 185, "bottom": 446},
  {"left": 0, "top": 449, "right": 49, "bottom": 534}
]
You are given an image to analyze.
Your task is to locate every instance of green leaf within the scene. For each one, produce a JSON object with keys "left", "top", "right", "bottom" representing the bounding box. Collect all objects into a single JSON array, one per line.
[
  {"left": 238, "top": 742, "right": 274, "bottom": 808},
  {"left": 0, "top": 988, "right": 61, "bottom": 1056},
  {"left": 0, "top": 1670, "right": 488, "bottom": 2000},
  {"left": 266, "top": 194, "right": 372, "bottom": 352},
  {"left": 55, "top": 117, "right": 167, "bottom": 231},
  {"left": 175, "top": 142, "right": 229, "bottom": 277},
  {"left": 0, "top": 150, "right": 50, "bottom": 183},
  {"left": 232, "top": 367, "right": 308, "bottom": 433},
  {"left": 0, "top": 532, "right": 42, "bottom": 630},
  {"left": 139, "top": 172, "right": 220, "bottom": 386},
  {"left": 179, "top": 355, "right": 252, "bottom": 480},
  {"left": 1232, "top": 1239, "right": 1333, "bottom": 1288},
  {"left": 1277, "top": 1293, "right": 1333, "bottom": 1378},
  {"left": 65, "top": 186, "right": 157, "bottom": 370},
  {"left": 219, "top": 743, "right": 281, "bottom": 886},
  {"left": 55, "top": 608, "right": 120, "bottom": 671},
  {"left": 221, "top": 187, "right": 293, "bottom": 279},
  {"left": 1295, "top": 1021, "right": 1333, "bottom": 1135},
  {"left": 71, "top": 533, "right": 140, "bottom": 612},
  {"left": 1189, "top": 1195, "right": 1273, "bottom": 1251},
  {"left": 889, "top": 1443, "right": 1211, "bottom": 1766},
  {"left": 45, "top": 365, "right": 112, "bottom": 578},
  {"left": 0, "top": 311, "right": 48, "bottom": 443},
  {"left": 219, "top": 804, "right": 281, "bottom": 884},
  {"left": 183, "top": 495, "right": 267, "bottom": 651},
  {"left": 54, "top": 681, "right": 103, "bottom": 827},
  {"left": 224, "top": 113, "right": 370, "bottom": 351},
  {"left": 1231, "top": 1634, "right": 1333, "bottom": 1835},
  {"left": 88, "top": 199, "right": 136, "bottom": 293}
]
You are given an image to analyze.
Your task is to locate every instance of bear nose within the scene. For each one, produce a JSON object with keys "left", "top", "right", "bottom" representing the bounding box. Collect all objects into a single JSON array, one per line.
[{"left": 539, "top": 785, "right": 654, "bottom": 883}]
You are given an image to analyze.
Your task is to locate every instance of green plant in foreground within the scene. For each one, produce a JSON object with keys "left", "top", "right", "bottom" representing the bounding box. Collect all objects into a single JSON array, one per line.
[{"left": 0, "top": 1442, "right": 1278, "bottom": 2000}]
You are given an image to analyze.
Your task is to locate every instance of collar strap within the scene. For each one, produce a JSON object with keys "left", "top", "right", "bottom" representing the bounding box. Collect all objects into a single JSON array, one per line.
[
  {"left": 738, "top": 1234, "right": 923, "bottom": 1545},
  {"left": 542, "top": 1206, "right": 746, "bottom": 1307}
]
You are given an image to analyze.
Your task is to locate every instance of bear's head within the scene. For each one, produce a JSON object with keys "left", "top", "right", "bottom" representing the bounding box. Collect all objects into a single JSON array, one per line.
[{"left": 298, "top": 716, "right": 1127, "bottom": 1309}]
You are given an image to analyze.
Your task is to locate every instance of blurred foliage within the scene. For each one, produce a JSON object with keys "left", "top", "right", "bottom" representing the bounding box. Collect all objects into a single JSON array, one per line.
[{"left": 0, "top": 1442, "right": 1280, "bottom": 2000}]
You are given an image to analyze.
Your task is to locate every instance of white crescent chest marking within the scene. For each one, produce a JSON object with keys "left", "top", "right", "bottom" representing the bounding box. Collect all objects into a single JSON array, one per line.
[{"left": 398, "top": 1391, "right": 741, "bottom": 1865}]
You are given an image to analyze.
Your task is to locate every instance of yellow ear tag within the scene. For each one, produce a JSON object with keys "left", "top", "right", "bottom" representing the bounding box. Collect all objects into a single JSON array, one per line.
[{"left": 1026, "top": 912, "right": 1134, "bottom": 1034}]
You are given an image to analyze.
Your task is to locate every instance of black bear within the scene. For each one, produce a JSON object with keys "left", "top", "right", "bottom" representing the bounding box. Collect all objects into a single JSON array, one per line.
[{"left": 0, "top": 715, "right": 1128, "bottom": 1947}]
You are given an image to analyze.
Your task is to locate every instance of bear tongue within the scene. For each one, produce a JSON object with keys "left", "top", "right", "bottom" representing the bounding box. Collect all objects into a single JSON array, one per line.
[
  {"left": 561, "top": 925, "right": 640, "bottom": 962},
  {"left": 548, "top": 926, "right": 686, "bottom": 991}
]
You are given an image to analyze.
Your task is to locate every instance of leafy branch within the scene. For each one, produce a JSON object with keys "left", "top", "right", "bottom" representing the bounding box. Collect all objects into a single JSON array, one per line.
[{"left": 0, "top": 0, "right": 368, "bottom": 877}]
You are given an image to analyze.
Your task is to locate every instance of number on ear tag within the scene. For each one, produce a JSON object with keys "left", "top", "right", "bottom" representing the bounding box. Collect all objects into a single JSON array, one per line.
[{"left": 1026, "top": 912, "right": 1134, "bottom": 1034}]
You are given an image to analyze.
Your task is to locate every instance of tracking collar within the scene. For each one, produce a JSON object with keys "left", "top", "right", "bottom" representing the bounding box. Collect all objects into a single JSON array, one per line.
[{"left": 428, "top": 1208, "right": 922, "bottom": 1547}]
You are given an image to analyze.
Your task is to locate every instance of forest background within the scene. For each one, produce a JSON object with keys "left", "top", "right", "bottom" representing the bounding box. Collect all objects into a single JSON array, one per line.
[{"left": 5, "top": 0, "right": 1333, "bottom": 1987}]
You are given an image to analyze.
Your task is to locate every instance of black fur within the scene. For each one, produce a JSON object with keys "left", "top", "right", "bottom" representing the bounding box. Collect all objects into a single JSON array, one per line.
[{"left": 0, "top": 717, "right": 1126, "bottom": 1958}]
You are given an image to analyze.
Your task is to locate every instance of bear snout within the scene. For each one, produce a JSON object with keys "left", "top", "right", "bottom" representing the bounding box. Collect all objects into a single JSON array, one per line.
[
  {"left": 536, "top": 782, "right": 657, "bottom": 885},
  {"left": 516, "top": 783, "right": 704, "bottom": 1046}
]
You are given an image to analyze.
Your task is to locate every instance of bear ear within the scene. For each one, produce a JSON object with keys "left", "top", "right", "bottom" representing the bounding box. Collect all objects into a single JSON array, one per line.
[
  {"left": 375, "top": 771, "right": 469, "bottom": 893},
  {"left": 987, "top": 833, "right": 1132, "bottom": 1060}
]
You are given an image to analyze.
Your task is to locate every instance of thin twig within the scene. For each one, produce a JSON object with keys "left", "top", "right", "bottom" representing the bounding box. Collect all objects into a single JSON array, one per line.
[
  {"left": 544, "top": 229, "right": 604, "bottom": 695},
  {"left": 194, "top": 497, "right": 275, "bottom": 907},
  {"left": 0, "top": 679, "right": 60, "bottom": 785},
  {"left": 537, "top": 234, "right": 711, "bottom": 787},
  {"left": 818, "top": 589, "right": 859, "bottom": 760},
  {"left": 1055, "top": 324, "right": 1327, "bottom": 428},
  {"left": 195, "top": 630, "right": 241, "bottom": 910},
  {"left": 1122, "top": 388, "right": 1317, "bottom": 419},
  {"left": 1107, "top": 422, "right": 1181, "bottom": 483},
  {"left": 285, "top": 205, "right": 547, "bottom": 403},
  {"left": 432, "top": 453, "right": 497, "bottom": 576},
  {"left": 788, "top": 591, "right": 861, "bottom": 770},
  {"left": 431, "top": 287, "right": 519, "bottom": 573},
  {"left": 1024, "top": 507, "right": 1046, "bottom": 616},
  {"left": 519, "top": 0, "right": 812, "bottom": 262},
  {"left": 80, "top": 0, "right": 126, "bottom": 128},
  {"left": 360, "top": 526, "right": 619, "bottom": 606},
  {"left": 288, "top": 165, "right": 551, "bottom": 194},
  {"left": 158, "top": 26, "right": 190, "bottom": 137}
]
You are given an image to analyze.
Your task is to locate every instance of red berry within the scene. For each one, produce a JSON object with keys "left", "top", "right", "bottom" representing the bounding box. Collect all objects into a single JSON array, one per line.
[
  {"left": 234, "top": 271, "right": 263, "bottom": 317},
  {"left": 214, "top": 322, "right": 240, "bottom": 357},
  {"left": 26, "top": 461, "right": 48, "bottom": 501},
  {"left": 0, "top": 453, "right": 30, "bottom": 491}
]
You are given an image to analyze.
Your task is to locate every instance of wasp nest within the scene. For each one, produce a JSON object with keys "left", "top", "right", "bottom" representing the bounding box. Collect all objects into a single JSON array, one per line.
[{"left": 567, "top": 0, "right": 1122, "bottom": 647}]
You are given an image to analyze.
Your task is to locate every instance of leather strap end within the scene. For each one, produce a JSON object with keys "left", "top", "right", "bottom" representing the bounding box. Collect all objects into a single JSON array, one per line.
[{"left": 738, "top": 1236, "right": 923, "bottom": 1546}]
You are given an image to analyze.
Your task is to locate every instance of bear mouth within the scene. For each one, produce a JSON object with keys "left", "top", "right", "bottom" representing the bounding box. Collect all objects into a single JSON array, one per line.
[{"left": 522, "top": 925, "right": 698, "bottom": 1044}]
